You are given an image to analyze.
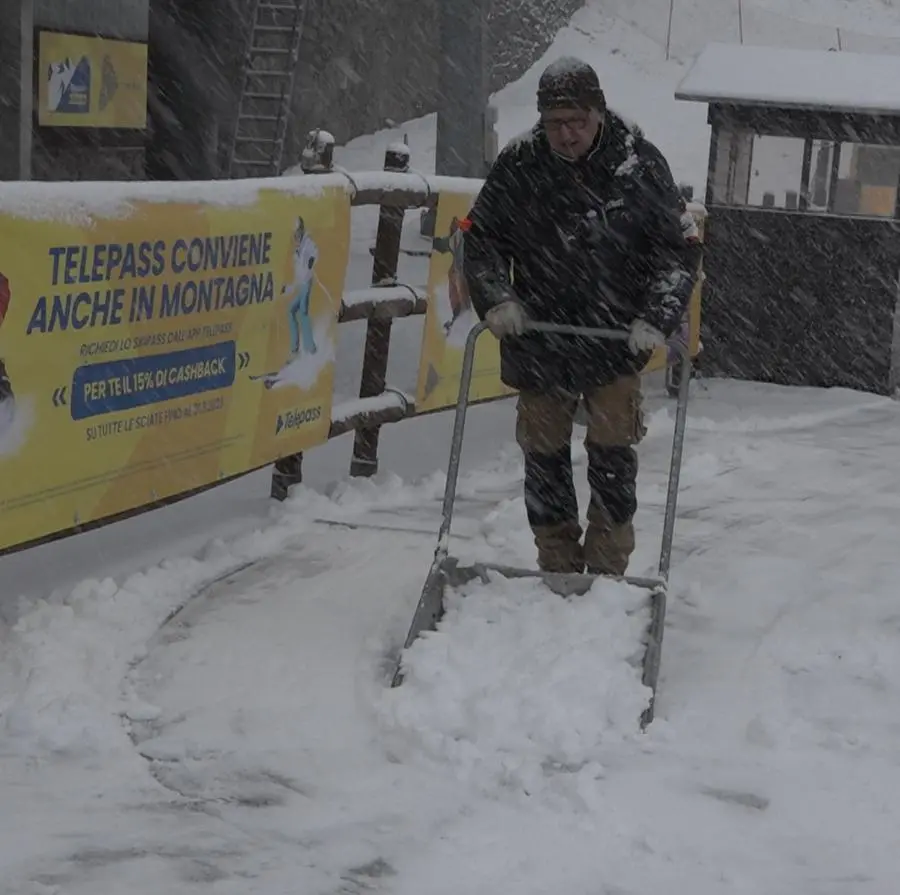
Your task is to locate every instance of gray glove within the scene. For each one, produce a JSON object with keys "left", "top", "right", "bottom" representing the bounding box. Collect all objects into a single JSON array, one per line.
[
  {"left": 627, "top": 319, "right": 665, "bottom": 355},
  {"left": 485, "top": 300, "right": 528, "bottom": 338}
]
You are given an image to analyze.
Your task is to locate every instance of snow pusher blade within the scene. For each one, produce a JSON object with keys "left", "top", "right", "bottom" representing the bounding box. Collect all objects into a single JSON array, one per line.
[{"left": 390, "top": 321, "right": 692, "bottom": 731}]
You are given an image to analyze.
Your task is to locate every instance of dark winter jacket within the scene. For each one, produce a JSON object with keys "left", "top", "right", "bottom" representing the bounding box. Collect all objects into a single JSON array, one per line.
[
  {"left": 463, "top": 110, "right": 702, "bottom": 392},
  {"left": 0, "top": 360, "right": 10, "bottom": 403}
]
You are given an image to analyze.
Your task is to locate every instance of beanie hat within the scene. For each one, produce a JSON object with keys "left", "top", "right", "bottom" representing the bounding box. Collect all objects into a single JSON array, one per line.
[{"left": 537, "top": 57, "right": 606, "bottom": 112}]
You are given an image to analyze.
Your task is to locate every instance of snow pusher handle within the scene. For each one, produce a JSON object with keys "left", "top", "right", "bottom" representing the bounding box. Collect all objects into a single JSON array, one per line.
[
  {"left": 436, "top": 319, "right": 691, "bottom": 585},
  {"left": 520, "top": 321, "right": 632, "bottom": 340}
]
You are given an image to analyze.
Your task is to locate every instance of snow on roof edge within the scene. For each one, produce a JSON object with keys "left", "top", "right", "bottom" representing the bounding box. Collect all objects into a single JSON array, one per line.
[
  {"left": 674, "top": 88, "right": 900, "bottom": 118},
  {"left": 675, "top": 41, "right": 900, "bottom": 117}
]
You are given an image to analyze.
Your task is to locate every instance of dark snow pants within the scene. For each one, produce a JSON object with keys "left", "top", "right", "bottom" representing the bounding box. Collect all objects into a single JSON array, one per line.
[{"left": 515, "top": 374, "right": 647, "bottom": 575}]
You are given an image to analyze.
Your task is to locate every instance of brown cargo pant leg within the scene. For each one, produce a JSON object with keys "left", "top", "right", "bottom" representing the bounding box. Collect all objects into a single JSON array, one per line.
[
  {"left": 581, "top": 375, "right": 647, "bottom": 576},
  {"left": 515, "top": 389, "right": 582, "bottom": 573}
]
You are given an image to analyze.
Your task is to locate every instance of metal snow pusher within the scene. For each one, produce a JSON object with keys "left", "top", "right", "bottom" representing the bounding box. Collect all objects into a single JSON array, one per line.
[{"left": 390, "top": 321, "right": 692, "bottom": 729}]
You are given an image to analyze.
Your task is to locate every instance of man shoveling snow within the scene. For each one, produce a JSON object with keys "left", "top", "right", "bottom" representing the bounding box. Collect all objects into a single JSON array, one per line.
[{"left": 463, "top": 57, "right": 702, "bottom": 576}]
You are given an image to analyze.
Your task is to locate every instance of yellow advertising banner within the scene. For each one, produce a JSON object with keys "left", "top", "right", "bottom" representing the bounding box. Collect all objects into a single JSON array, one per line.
[
  {"left": 414, "top": 190, "right": 516, "bottom": 414},
  {"left": 0, "top": 182, "right": 349, "bottom": 551},
  {"left": 38, "top": 31, "right": 148, "bottom": 129}
]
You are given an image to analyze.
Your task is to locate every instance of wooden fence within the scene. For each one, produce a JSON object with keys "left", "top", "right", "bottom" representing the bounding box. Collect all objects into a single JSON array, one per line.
[{"left": 272, "top": 136, "right": 488, "bottom": 500}]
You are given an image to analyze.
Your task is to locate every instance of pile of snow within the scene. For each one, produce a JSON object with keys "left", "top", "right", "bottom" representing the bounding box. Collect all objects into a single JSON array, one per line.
[
  {"left": 0, "top": 542, "right": 266, "bottom": 761},
  {"left": 0, "top": 436, "right": 535, "bottom": 760},
  {"left": 380, "top": 571, "right": 652, "bottom": 803}
]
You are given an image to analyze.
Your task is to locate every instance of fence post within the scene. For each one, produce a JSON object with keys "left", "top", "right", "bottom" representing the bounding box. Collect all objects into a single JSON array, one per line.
[
  {"left": 349, "top": 143, "right": 409, "bottom": 478},
  {"left": 270, "top": 128, "right": 336, "bottom": 502}
]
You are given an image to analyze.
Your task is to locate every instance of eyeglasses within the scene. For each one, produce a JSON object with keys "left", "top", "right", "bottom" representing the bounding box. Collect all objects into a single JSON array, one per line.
[{"left": 542, "top": 114, "right": 591, "bottom": 133}]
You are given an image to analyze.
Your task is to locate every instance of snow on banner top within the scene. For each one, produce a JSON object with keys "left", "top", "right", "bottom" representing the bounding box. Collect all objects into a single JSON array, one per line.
[
  {"left": 0, "top": 174, "right": 351, "bottom": 225},
  {"left": 675, "top": 42, "right": 900, "bottom": 116},
  {"left": 0, "top": 171, "right": 484, "bottom": 225}
]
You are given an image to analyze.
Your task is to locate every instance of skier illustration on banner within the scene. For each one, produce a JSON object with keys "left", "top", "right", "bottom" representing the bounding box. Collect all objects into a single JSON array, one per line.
[
  {"left": 284, "top": 215, "right": 321, "bottom": 358},
  {"left": 253, "top": 215, "right": 336, "bottom": 391},
  {"left": 432, "top": 215, "right": 475, "bottom": 345}
]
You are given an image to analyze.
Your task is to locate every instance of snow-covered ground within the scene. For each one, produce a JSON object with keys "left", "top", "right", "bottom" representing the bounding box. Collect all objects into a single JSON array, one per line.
[
  {"left": 5, "top": 379, "right": 900, "bottom": 893},
  {"left": 5, "top": 0, "right": 900, "bottom": 891}
]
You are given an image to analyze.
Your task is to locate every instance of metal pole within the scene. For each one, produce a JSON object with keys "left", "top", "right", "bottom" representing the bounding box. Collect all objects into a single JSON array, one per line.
[
  {"left": 799, "top": 137, "right": 813, "bottom": 211},
  {"left": 434, "top": 320, "right": 489, "bottom": 560},
  {"left": 435, "top": 0, "right": 489, "bottom": 178},
  {"left": 657, "top": 343, "right": 692, "bottom": 583}
]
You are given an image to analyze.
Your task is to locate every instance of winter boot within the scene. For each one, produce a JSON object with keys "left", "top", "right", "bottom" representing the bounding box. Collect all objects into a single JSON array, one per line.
[
  {"left": 533, "top": 520, "right": 585, "bottom": 574},
  {"left": 583, "top": 505, "right": 635, "bottom": 577}
]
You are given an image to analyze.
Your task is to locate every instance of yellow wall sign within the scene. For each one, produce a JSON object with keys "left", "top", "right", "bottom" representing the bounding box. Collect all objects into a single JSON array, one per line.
[
  {"left": 38, "top": 31, "right": 148, "bottom": 129},
  {"left": 414, "top": 190, "right": 516, "bottom": 414},
  {"left": 0, "top": 181, "right": 350, "bottom": 551}
]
